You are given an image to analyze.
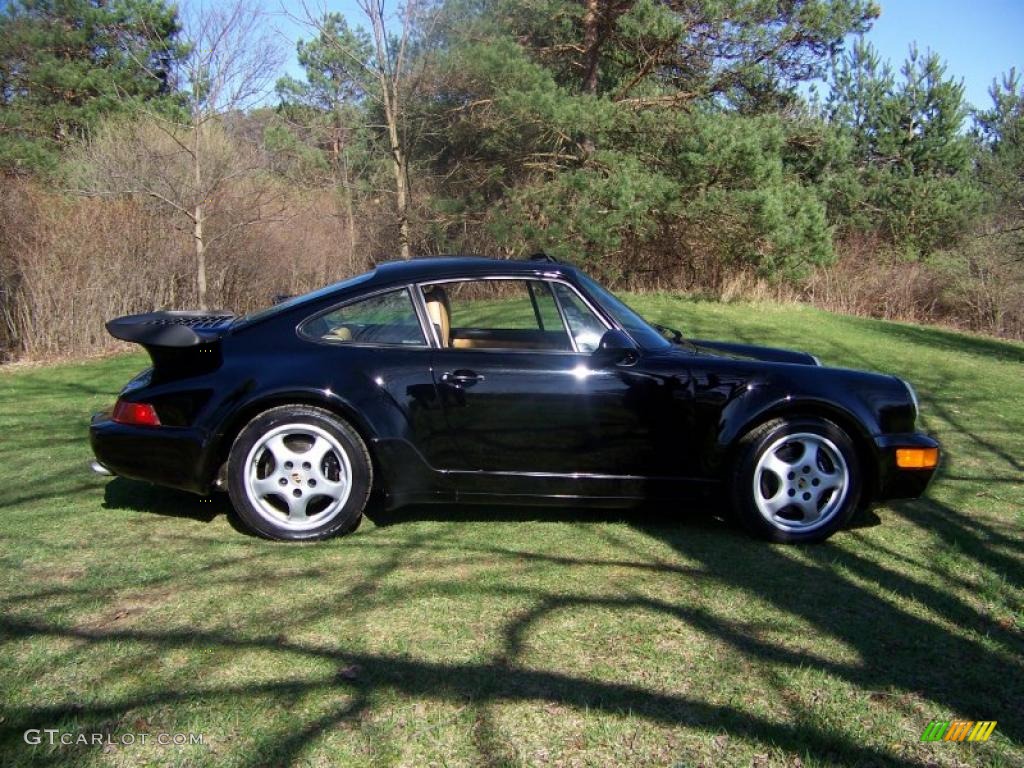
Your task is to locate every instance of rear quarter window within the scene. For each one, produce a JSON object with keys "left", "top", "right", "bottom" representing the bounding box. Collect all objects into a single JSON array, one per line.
[
  {"left": 301, "top": 288, "right": 427, "bottom": 347},
  {"left": 234, "top": 271, "right": 376, "bottom": 329}
]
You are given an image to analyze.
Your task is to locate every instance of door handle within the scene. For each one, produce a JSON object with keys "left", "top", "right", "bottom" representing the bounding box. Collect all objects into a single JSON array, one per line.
[{"left": 441, "top": 370, "right": 485, "bottom": 387}]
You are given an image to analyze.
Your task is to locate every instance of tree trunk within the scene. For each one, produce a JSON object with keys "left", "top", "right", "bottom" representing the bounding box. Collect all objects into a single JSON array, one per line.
[
  {"left": 194, "top": 203, "right": 207, "bottom": 310},
  {"left": 193, "top": 123, "right": 207, "bottom": 309},
  {"left": 580, "top": 0, "right": 601, "bottom": 155},
  {"left": 331, "top": 133, "right": 359, "bottom": 272},
  {"left": 367, "top": 0, "right": 412, "bottom": 260},
  {"left": 381, "top": 79, "right": 410, "bottom": 259},
  {"left": 392, "top": 147, "right": 410, "bottom": 260},
  {"left": 582, "top": 0, "right": 601, "bottom": 96},
  {"left": 341, "top": 150, "right": 358, "bottom": 271}
]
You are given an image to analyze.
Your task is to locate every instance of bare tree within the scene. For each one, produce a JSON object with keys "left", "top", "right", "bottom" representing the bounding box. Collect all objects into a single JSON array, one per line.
[
  {"left": 291, "top": 0, "right": 431, "bottom": 261},
  {"left": 73, "top": 0, "right": 285, "bottom": 309},
  {"left": 177, "top": 0, "right": 284, "bottom": 306},
  {"left": 361, "top": 0, "right": 417, "bottom": 259},
  {"left": 276, "top": 12, "right": 375, "bottom": 272}
]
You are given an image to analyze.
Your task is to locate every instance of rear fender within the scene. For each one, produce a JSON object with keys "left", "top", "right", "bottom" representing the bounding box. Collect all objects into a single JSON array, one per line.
[{"left": 200, "top": 386, "right": 388, "bottom": 490}]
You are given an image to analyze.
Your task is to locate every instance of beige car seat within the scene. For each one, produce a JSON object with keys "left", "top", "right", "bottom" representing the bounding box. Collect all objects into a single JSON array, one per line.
[
  {"left": 324, "top": 326, "right": 353, "bottom": 342},
  {"left": 423, "top": 286, "right": 451, "bottom": 347}
]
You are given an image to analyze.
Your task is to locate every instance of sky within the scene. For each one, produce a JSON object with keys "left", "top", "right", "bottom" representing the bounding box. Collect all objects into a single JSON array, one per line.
[
  {"left": 270, "top": 0, "right": 1024, "bottom": 110},
  {"left": 863, "top": 0, "right": 1023, "bottom": 109}
]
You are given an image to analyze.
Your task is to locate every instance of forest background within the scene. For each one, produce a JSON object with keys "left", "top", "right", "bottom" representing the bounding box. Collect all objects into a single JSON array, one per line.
[{"left": 1, "top": 0, "right": 1022, "bottom": 360}]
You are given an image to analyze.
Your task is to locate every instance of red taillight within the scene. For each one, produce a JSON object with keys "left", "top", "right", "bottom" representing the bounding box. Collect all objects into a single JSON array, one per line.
[{"left": 112, "top": 400, "right": 161, "bottom": 427}]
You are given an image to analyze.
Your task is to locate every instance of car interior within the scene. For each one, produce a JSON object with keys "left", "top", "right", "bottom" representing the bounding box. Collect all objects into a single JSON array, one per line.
[
  {"left": 311, "top": 288, "right": 427, "bottom": 346},
  {"left": 421, "top": 282, "right": 574, "bottom": 352},
  {"left": 309, "top": 280, "right": 599, "bottom": 352}
]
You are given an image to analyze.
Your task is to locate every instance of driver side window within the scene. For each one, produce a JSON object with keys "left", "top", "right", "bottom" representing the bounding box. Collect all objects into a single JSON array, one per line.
[
  {"left": 420, "top": 279, "right": 574, "bottom": 352},
  {"left": 419, "top": 279, "right": 607, "bottom": 353}
]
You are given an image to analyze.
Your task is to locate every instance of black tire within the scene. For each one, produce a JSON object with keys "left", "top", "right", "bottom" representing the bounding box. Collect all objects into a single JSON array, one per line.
[
  {"left": 730, "top": 417, "right": 862, "bottom": 544},
  {"left": 227, "top": 405, "right": 372, "bottom": 541}
]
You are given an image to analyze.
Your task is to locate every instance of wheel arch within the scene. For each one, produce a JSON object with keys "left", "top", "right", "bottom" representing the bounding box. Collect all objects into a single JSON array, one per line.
[
  {"left": 203, "top": 389, "right": 381, "bottom": 491},
  {"left": 725, "top": 398, "right": 880, "bottom": 500}
]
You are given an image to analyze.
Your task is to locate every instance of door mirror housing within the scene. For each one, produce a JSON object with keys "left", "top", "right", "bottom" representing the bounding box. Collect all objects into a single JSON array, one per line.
[{"left": 592, "top": 329, "right": 639, "bottom": 366}]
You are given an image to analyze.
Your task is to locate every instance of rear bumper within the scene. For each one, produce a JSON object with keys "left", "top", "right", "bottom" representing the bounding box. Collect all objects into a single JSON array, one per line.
[
  {"left": 874, "top": 432, "right": 941, "bottom": 500},
  {"left": 89, "top": 412, "right": 209, "bottom": 494}
]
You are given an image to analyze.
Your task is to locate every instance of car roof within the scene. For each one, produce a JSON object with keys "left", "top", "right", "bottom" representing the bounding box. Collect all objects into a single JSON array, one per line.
[
  {"left": 233, "top": 256, "right": 581, "bottom": 331},
  {"left": 371, "top": 255, "right": 577, "bottom": 284}
]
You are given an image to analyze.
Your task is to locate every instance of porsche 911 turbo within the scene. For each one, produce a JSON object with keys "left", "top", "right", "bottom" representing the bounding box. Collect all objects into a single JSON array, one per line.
[{"left": 90, "top": 255, "right": 939, "bottom": 543}]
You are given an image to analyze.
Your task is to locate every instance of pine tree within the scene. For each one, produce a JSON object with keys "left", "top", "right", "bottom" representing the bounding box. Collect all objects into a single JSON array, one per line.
[
  {"left": 974, "top": 69, "right": 1024, "bottom": 258},
  {"left": 419, "top": 0, "right": 877, "bottom": 281},
  {"left": 274, "top": 14, "right": 376, "bottom": 264},
  {"left": 822, "top": 40, "right": 981, "bottom": 253},
  {"left": 0, "top": 0, "right": 185, "bottom": 172}
]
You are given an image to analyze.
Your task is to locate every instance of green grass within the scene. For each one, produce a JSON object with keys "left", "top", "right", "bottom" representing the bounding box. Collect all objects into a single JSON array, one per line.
[{"left": 1, "top": 296, "right": 1022, "bottom": 767}]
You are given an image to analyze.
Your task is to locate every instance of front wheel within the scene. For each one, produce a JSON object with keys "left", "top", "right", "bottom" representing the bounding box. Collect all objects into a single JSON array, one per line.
[
  {"left": 227, "top": 405, "right": 372, "bottom": 541},
  {"left": 731, "top": 417, "right": 862, "bottom": 543}
]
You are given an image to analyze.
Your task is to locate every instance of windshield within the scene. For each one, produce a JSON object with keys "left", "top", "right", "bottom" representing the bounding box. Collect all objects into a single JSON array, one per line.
[
  {"left": 234, "top": 270, "right": 377, "bottom": 328},
  {"left": 575, "top": 272, "right": 671, "bottom": 351}
]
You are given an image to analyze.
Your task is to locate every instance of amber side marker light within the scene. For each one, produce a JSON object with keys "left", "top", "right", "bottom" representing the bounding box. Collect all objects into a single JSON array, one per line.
[{"left": 896, "top": 447, "right": 939, "bottom": 469}]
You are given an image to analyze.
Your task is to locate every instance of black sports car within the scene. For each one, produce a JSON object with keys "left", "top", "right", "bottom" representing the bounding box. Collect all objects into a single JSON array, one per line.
[{"left": 90, "top": 255, "right": 939, "bottom": 543}]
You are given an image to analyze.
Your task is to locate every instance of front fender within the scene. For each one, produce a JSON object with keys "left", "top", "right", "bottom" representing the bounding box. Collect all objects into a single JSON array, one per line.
[
  {"left": 719, "top": 389, "right": 880, "bottom": 457},
  {"left": 708, "top": 364, "right": 920, "bottom": 504},
  {"left": 694, "top": 363, "right": 910, "bottom": 484}
]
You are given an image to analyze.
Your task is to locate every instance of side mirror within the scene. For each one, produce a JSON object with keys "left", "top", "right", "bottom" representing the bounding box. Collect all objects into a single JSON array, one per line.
[{"left": 592, "top": 329, "right": 639, "bottom": 366}]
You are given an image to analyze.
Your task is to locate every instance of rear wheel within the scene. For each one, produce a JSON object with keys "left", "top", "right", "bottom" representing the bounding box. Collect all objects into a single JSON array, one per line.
[
  {"left": 731, "top": 417, "right": 861, "bottom": 543},
  {"left": 227, "top": 405, "right": 372, "bottom": 541}
]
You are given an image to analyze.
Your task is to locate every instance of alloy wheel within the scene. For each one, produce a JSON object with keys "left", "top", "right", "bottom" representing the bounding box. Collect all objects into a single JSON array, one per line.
[
  {"left": 752, "top": 432, "right": 849, "bottom": 533},
  {"left": 243, "top": 423, "right": 353, "bottom": 531}
]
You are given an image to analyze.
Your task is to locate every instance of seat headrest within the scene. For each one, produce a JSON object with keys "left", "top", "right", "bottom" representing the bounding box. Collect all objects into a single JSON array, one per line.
[{"left": 423, "top": 286, "right": 451, "bottom": 347}]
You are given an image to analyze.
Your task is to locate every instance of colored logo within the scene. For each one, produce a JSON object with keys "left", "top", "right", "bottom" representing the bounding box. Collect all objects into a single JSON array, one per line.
[{"left": 921, "top": 721, "right": 997, "bottom": 742}]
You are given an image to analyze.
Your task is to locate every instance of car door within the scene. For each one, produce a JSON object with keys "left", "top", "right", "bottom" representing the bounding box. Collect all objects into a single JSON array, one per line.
[{"left": 419, "top": 277, "right": 658, "bottom": 477}]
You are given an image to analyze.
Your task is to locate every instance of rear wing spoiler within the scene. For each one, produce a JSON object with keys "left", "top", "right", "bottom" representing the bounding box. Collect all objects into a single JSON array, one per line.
[
  {"left": 106, "top": 311, "right": 236, "bottom": 381},
  {"left": 106, "top": 311, "right": 236, "bottom": 348}
]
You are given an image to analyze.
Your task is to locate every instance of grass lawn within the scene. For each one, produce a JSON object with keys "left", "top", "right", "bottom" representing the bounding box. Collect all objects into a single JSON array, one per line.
[{"left": 1, "top": 296, "right": 1022, "bottom": 767}]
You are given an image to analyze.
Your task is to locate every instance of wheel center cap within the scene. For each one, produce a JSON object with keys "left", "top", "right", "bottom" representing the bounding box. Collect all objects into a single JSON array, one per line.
[
  {"left": 291, "top": 471, "right": 303, "bottom": 485},
  {"left": 798, "top": 478, "right": 807, "bottom": 489}
]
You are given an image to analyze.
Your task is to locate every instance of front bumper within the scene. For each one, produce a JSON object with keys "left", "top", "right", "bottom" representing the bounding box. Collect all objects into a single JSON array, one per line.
[
  {"left": 874, "top": 432, "right": 941, "bottom": 500},
  {"left": 89, "top": 412, "right": 209, "bottom": 494}
]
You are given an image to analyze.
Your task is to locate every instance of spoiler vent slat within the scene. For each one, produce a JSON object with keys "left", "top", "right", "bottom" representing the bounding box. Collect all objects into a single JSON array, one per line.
[
  {"left": 107, "top": 310, "right": 235, "bottom": 348},
  {"left": 141, "top": 314, "right": 233, "bottom": 328}
]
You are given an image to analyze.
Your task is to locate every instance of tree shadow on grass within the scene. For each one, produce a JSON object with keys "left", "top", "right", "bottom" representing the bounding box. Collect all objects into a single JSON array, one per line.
[
  {"left": 924, "top": 396, "right": 1024, "bottom": 473},
  {"left": 629, "top": 497, "right": 1024, "bottom": 743},
  {"left": 0, "top": 615, "right": 952, "bottom": 768},
  {"left": 895, "top": 496, "right": 1024, "bottom": 584},
  {"left": 3, "top": 490, "right": 1021, "bottom": 766}
]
